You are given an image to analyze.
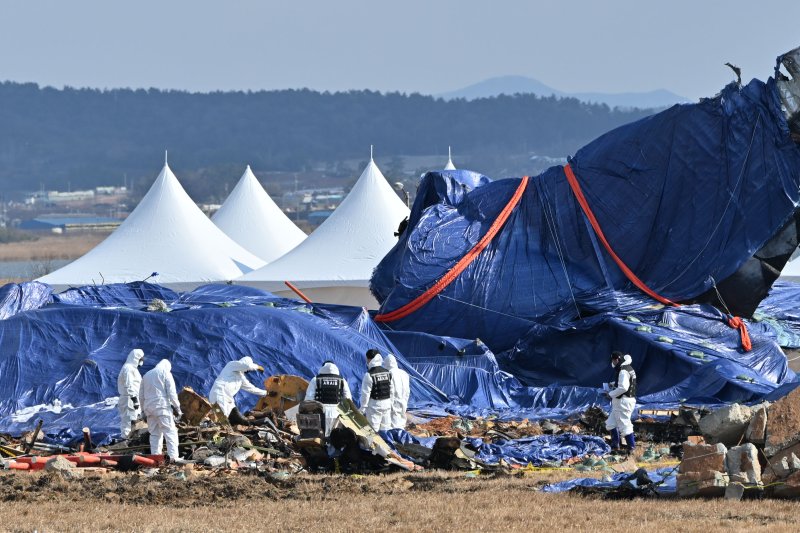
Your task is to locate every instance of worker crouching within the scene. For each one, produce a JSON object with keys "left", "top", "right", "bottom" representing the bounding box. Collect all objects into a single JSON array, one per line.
[{"left": 209, "top": 356, "right": 267, "bottom": 425}]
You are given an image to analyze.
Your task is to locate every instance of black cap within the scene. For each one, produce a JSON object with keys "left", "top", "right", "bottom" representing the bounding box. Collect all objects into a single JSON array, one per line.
[
  {"left": 611, "top": 351, "right": 624, "bottom": 360},
  {"left": 366, "top": 349, "right": 380, "bottom": 360}
]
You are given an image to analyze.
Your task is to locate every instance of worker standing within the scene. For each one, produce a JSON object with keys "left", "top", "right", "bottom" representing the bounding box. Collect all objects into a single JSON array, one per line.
[
  {"left": 208, "top": 356, "right": 267, "bottom": 425},
  {"left": 359, "top": 349, "right": 393, "bottom": 431},
  {"left": 140, "top": 359, "right": 182, "bottom": 460},
  {"left": 117, "top": 348, "right": 145, "bottom": 439},
  {"left": 606, "top": 351, "right": 637, "bottom": 454},
  {"left": 305, "top": 360, "right": 352, "bottom": 435},
  {"left": 384, "top": 354, "right": 410, "bottom": 429}
]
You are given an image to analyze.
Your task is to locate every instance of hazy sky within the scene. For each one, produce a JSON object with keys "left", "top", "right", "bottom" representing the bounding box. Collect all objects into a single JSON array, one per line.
[{"left": 1, "top": 0, "right": 799, "bottom": 100}]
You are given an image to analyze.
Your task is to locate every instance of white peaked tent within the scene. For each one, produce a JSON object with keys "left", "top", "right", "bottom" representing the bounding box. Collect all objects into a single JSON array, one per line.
[
  {"left": 212, "top": 166, "right": 306, "bottom": 263},
  {"left": 39, "top": 162, "right": 265, "bottom": 291},
  {"left": 237, "top": 157, "right": 410, "bottom": 308},
  {"left": 444, "top": 146, "right": 456, "bottom": 170}
]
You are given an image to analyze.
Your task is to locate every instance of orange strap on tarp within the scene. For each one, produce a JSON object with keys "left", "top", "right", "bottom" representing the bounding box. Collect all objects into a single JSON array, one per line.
[
  {"left": 375, "top": 176, "right": 530, "bottom": 322},
  {"left": 727, "top": 316, "right": 753, "bottom": 352},
  {"left": 562, "top": 164, "right": 678, "bottom": 307}
]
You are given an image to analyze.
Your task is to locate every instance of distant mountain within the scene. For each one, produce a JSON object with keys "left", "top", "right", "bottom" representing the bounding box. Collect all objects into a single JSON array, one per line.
[{"left": 438, "top": 75, "right": 690, "bottom": 109}]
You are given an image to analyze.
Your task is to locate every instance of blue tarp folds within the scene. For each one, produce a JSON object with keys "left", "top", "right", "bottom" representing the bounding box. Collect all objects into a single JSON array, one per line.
[
  {"left": 0, "top": 281, "right": 52, "bottom": 319},
  {"left": 387, "top": 301, "right": 796, "bottom": 419},
  {"left": 372, "top": 79, "right": 800, "bottom": 354},
  {"left": 501, "top": 304, "right": 794, "bottom": 406},
  {"left": 754, "top": 281, "right": 800, "bottom": 348}
]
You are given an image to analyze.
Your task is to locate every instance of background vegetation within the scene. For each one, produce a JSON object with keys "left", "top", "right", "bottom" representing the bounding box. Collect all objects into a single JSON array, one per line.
[{"left": 0, "top": 82, "right": 654, "bottom": 201}]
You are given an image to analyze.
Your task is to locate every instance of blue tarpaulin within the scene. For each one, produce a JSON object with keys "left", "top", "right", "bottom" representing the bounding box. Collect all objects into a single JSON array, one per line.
[
  {"left": 387, "top": 301, "right": 796, "bottom": 419},
  {"left": 0, "top": 279, "right": 794, "bottom": 443},
  {"left": 372, "top": 77, "right": 800, "bottom": 354},
  {"left": 753, "top": 281, "right": 800, "bottom": 348},
  {"left": 541, "top": 467, "right": 678, "bottom": 495},
  {"left": 501, "top": 303, "right": 794, "bottom": 406},
  {"left": 381, "top": 428, "right": 610, "bottom": 466},
  {"left": 0, "top": 281, "right": 52, "bottom": 319},
  {"left": 0, "top": 282, "right": 446, "bottom": 443}
]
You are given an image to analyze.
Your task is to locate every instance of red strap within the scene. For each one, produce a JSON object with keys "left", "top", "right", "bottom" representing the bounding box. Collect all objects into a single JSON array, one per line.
[
  {"left": 727, "top": 316, "right": 753, "bottom": 352},
  {"left": 375, "top": 176, "right": 529, "bottom": 322},
  {"left": 563, "top": 164, "right": 678, "bottom": 307}
]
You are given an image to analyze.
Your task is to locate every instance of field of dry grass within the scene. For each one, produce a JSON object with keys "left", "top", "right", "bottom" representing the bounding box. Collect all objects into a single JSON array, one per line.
[
  {"left": 0, "top": 469, "right": 796, "bottom": 532},
  {"left": 0, "top": 232, "right": 107, "bottom": 262}
]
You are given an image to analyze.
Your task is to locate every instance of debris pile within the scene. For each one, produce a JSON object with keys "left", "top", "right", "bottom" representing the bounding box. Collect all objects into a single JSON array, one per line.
[{"left": 671, "top": 385, "right": 800, "bottom": 499}]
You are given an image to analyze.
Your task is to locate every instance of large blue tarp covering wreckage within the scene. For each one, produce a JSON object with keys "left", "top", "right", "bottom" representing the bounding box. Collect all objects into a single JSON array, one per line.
[
  {"left": 366, "top": 69, "right": 800, "bottom": 424},
  {"left": 372, "top": 77, "right": 800, "bottom": 352}
]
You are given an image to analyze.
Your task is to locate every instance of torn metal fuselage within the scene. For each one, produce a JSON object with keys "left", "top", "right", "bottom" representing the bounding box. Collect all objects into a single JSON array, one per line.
[
  {"left": 778, "top": 45, "right": 800, "bottom": 141},
  {"left": 693, "top": 46, "right": 800, "bottom": 318}
]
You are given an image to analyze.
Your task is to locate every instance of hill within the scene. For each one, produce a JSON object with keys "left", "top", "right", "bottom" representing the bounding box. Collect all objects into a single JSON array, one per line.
[
  {"left": 438, "top": 75, "right": 689, "bottom": 108},
  {"left": 0, "top": 82, "right": 655, "bottom": 201}
]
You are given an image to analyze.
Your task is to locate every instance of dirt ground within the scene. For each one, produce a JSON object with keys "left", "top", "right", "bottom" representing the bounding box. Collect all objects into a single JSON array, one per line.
[{"left": 0, "top": 468, "right": 796, "bottom": 532}]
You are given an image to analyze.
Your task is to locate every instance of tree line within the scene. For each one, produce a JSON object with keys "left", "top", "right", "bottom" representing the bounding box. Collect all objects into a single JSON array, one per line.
[{"left": 0, "top": 81, "right": 654, "bottom": 200}]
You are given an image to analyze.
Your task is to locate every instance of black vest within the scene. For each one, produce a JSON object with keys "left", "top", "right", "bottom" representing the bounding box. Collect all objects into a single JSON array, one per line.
[
  {"left": 615, "top": 364, "right": 637, "bottom": 398},
  {"left": 368, "top": 366, "right": 392, "bottom": 400},
  {"left": 314, "top": 373, "right": 345, "bottom": 404}
]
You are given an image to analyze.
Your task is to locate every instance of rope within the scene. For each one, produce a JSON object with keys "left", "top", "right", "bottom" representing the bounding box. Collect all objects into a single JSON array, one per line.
[
  {"left": 540, "top": 182, "right": 582, "bottom": 319},
  {"left": 376, "top": 176, "right": 529, "bottom": 322},
  {"left": 563, "top": 163, "right": 677, "bottom": 307},
  {"left": 727, "top": 315, "right": 753, "bottom": 352},
  {"left": 709, "top": 276, "right": 752, "bottom": 352}
]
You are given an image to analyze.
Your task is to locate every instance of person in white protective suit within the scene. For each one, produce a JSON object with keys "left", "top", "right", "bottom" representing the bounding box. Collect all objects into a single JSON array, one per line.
[
  {"left": 208, "top": 356, "right": 266, "bottom": 425},
  {"left": 304, "top": 360, "right": 352, "bottom": 436},
  {"left": 359, "top": 349, "right": 393, "bottom": 431},
  {"left": 117, "top": 348, "right": 145, "bottom": 438},
  {"left": 140, "top": 359, "right": 182, "bottom": 459},
  {"left": 383, "top": 354, "right": 410, "bottom": 430},
  {"left": 605, "top": 351, "right": 637, "bottom": 453}
]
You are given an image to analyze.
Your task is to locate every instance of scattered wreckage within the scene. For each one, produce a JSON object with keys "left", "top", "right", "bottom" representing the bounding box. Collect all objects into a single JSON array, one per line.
[{"left": 4, "top": 374, "right": 800, "bottom": 503}]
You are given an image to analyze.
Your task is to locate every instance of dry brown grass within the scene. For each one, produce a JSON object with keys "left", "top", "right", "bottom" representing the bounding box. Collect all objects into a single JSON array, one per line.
[
  {"left": 0, "top": 232, "right": 107, "bottom": 262},
  {"left": 0, "top": 469, "right": 796, "bottom": 532}
]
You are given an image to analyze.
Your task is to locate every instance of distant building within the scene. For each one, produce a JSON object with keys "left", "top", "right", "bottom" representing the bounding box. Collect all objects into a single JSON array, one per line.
[
  {"left": 20, "top": 215, "right": 121, "bottom": 232},
  {"left": 95, "top": 186, "right": 127, "bottom": 195},
  {"left": 46, "top": 190, "right": 96, "bottom": 203}
]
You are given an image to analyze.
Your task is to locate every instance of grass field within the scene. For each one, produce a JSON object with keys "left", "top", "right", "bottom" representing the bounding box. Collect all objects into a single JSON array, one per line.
[
  {"left": 0, "top": 232, "right": 107, "bottom": 262},
  {"left": 0, "top": 469, "right": 796, "bottom": 532}
]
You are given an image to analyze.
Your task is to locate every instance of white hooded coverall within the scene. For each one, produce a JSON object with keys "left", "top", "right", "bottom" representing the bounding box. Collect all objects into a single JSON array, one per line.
[
  {"left": 140, "top": 359, "right": 182, "bottom": 459},
  {"left": 605, "top": 354, "right": 636, "bottom": 436},
  {"left": 360, "top": 354, "right": 393, "bottom": 432},
  {"left": 384, "top": 354, "right": 410, "bottom": 429},
  {"left": 304, "top": 361, "right": 352, "bottom": 436},
  {"left": 117, "top": 349, "right": 144, "bottom": 438},
  {"left": 208, "top": 356, "right": 266, "bottom": 417}
]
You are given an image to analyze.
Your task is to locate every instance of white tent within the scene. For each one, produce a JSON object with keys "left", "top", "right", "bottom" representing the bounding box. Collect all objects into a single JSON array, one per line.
[
  {"left": 236, "top": 158, "right": 410, "bottom": 307},
  {"left": 444, "top": 146, "right": 456, "bottom": 170},
  {"left": 212, "top": 166, "right": 306, "bottom": 263},
  {"left": 39, "top": 162, "right": 265, "bottom": 291}
]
